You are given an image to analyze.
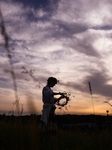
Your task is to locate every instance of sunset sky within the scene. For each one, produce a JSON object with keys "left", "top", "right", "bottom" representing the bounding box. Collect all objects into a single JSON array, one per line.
[{"left": 0, "top": 0, "right": 112, "bottom": 115}]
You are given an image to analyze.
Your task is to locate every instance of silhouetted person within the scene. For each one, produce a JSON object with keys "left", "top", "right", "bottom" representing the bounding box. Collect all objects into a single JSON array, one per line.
[{"left": 40, "top": 77, "right": 64, "bottom": 132}]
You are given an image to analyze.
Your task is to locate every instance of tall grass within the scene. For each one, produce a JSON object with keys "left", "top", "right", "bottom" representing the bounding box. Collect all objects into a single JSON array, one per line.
[
  {"left": 0, "top": 115, "right": 112, "bottom": 150},
  {"left": 0, "top": 115, "right": 40, "bottom": 150},
  {"left": 0, "top": 9, "right": 19, "bottom": 102}
]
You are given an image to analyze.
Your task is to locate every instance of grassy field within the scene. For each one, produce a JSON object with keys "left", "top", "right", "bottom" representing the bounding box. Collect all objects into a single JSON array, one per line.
[{"left": 0, "top": 115, "right": 112, "bottom": 150}]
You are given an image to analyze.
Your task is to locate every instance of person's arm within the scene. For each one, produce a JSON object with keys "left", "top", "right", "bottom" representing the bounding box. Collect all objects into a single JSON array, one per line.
[{"left": 53, "top": 92, "right": 64, "bottom": 96}]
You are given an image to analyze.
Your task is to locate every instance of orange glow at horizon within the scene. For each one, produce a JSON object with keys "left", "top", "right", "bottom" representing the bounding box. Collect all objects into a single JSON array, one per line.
[{"left": 0, "top": 92, "right": 112, "bottom": 116}]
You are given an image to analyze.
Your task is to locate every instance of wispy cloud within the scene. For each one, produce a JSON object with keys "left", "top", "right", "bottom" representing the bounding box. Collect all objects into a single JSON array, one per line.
[{"left": 0, "top": 0, "right": 112, "bottom": 114}]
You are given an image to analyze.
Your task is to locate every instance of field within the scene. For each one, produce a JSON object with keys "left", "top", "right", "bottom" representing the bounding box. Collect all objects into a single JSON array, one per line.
[{"left": 0, "top": 115, "right": 112, "bottom": 150}]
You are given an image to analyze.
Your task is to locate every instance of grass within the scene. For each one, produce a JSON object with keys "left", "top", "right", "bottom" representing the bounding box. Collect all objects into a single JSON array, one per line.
[{"left": 0, "top": 115, "right": 112, "bottom": 150}]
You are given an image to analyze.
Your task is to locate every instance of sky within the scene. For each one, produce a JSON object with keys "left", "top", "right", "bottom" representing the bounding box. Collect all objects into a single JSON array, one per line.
[{"left": 0, "top": 0, "right": 112, "bottom": 115}]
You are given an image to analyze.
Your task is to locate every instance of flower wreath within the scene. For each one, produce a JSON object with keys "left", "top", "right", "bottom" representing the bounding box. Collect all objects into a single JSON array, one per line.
[{"left": 56, "top": 95, "right": 70, "bottom": 107}]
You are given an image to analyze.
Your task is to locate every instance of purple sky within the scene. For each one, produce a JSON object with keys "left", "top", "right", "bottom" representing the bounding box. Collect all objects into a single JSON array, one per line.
[{"left": 0, "top": 0, "right": 112, "bottom": 115}]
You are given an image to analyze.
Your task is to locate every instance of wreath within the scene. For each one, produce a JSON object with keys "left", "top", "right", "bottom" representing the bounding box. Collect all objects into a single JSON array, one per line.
[{"left": 56, "top": 95, "right": 70, "bottom": 107}]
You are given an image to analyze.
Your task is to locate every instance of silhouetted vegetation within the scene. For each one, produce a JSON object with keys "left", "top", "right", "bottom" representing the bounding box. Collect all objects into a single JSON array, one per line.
[{"left": 0, "top": 114, "right": 112, "bottom": 150}]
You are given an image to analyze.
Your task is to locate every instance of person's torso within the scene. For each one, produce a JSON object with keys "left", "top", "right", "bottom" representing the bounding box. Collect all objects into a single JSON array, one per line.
[{"left": 42, "top": 85, "right": 54, "bottom": 104}]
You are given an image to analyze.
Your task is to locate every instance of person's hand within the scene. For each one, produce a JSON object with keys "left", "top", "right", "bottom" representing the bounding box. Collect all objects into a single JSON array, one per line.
[{"left": 59, "top": 92, "right": 64, "bottom": 96}]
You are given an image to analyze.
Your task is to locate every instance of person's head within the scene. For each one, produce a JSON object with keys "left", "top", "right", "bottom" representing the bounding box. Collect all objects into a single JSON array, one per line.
[{"left": 47, "top": 77, "right": 58, "bottom": 87}]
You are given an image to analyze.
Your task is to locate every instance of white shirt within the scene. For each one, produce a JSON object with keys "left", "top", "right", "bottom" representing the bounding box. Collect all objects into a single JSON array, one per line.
[{"left": 42, "top": 85, "right": 55, "bottom": 104}]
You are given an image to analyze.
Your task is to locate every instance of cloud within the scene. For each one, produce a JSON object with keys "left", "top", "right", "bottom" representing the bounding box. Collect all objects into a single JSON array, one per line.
[
  {"left": 83, "top": 71, "right": 112, "bottom": 97},
  {"left": 93, "top": 25, "right": 112, "bottom": 31},
  {"left": 72, "top": 33, "right": 101, "bottom": 57},
  {"left": 63, "top": 70, "right": 112, "bottom": 98},
  {"left": 52, "top": 0, "right": 112, "bottom": 27},
  {"left": 0, "top": 0, "right": 112, "bottom": 114},
  {"left": 0, "top": 0, "right": 111, "bottom": 80},
  {"left": 50, "top": 21, "right": 88, "bottom": 39}
]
